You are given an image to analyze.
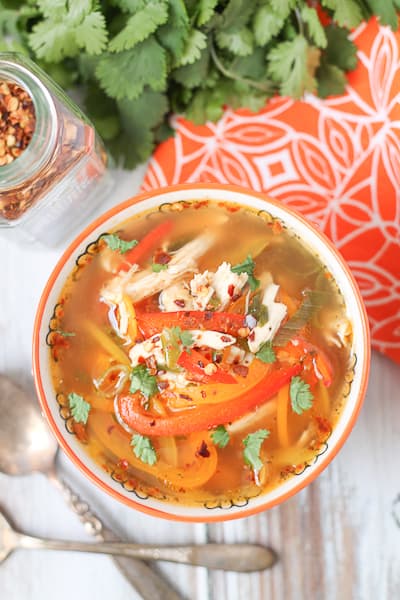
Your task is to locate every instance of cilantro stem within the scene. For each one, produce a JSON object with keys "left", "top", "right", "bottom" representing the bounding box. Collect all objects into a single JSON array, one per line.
[
  {"left": 294, "top": 8, "right": 305, "bottom": 37},
  {"left": 210, "top": 40, "right": 273, "bottom": 93}
]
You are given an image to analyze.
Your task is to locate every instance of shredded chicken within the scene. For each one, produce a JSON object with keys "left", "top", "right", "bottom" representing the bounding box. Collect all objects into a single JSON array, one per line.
[
  {"left": 124, "top": 233, "right": 215, "bottom": 302},
  {"left": 190, "top": 271, "right": 215, "bottom": 310},
  {"left": 190, "top": 330, "right": 236, "bottom": 350},
  {"left": 321, "top": 311, "right": 352, "bottom": 347},
  {"left": 212, "top": 262, "right": 248, "bottom": 309},
  {"left": 159, "top": 282, "right": 193, "bottom": 311},
  {"left": 247, "top": 282, "right": 287, "bottom": 353}
]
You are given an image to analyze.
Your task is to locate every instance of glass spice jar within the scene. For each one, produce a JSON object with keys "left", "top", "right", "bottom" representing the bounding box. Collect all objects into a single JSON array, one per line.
[{"left": 0, "top": 53, "right": 112, "bottom": 245}]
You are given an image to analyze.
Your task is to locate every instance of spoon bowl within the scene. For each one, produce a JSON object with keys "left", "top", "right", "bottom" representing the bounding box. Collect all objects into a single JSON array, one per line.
[{"left": 0, "top": 376, "right": 57, "bottom": 476}]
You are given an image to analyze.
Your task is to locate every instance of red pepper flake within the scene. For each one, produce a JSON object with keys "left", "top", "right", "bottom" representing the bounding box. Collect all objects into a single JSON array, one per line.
[
  {"left": 228, "top": 284, "right": 235, "bottom": 297},
  {"left": 107, "top": 425, "right": 115, "bottom": 435},
  {"left": 149, "top": 420, "right": 156, "bottom": 427},
  {"left": 315, "top": 416, "right": 331, "bottom": 434},
  {"left": 201, "top": 390, "right": 207, "bottom": 398},
  {"left": 221, "top": 335, "right": 231, "bottom": 343},
  {"left": 174, "top": 299, "right": 186, "bottom": 308},
  {"left": 145, "top": 355, "right": 158, "bottom": 375},
  {"left": 118, "top": 459, "right": 129, "bottom": 471},
  {"left": 248, "top": 331, "right": 255, "bottom": 342},
  {"left": 204, "top": 311, "right": 213, "bottom": 321},
  {"left": 157, "top": 380, "right": 169, "bottom": 390},
  {"left": 153, "top": 335, "right": 160, "bottom": 342},
  {"left": 153, "top": 249, "right": 171, "bottom": 264},
  {"left": 232, "top": 364, "right": 249, "bottom": 378},
  {"left": 196, "top": 440, "right": 210, "bottom": 458},
  {"left": 179, "top": 393, "right": 192, "bottom": 401},
  {"left": 197, "top": 360, "right": 205, "bottom": 368}
]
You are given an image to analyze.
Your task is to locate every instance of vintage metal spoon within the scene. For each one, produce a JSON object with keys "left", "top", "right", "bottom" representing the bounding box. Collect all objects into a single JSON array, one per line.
[
  {"left": 0, "top": 375, "right": 183, "bottom": 600},
  {"left": 0, "top": 508, "right": 276, "bottom": 571},
  {"left": 0, "top": 376, "right": 277, "bottom": 572}
]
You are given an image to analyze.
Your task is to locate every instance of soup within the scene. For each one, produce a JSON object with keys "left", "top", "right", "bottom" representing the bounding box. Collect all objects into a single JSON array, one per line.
[{"left": 48, "top": 200, "right": 353, "bottom": 508}]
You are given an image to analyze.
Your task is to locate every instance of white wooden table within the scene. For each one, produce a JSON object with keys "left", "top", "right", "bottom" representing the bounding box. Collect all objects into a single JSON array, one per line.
[{"left": 1, "top": 167, "right": 399, "bottom": 600}]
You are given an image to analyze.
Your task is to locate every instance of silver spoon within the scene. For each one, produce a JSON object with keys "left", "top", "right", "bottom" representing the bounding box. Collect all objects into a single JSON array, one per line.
[
  {"left": 0, "top": 376, "right": 277, "bottom": 571},
  {"left": 0, "top": 507, "right": 275, "bottom": 571},
  {"left": 0, "top": 375, "right": 182, "bottom": 600}
]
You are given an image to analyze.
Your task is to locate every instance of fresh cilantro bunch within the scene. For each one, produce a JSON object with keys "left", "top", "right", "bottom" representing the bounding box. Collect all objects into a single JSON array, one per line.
[{"left": 1, "top": 0, "right": 398, "bottom": 168}]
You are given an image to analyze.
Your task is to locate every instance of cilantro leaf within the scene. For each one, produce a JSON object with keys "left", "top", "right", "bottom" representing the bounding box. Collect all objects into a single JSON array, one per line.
[
  {"left": 365, "top": 0, "right": 398, "bottom": 29},
  {"left": 175, "top": 29, "right": 207, "bottom": 67},
  {"left": 317, "top": 61, "right": 347, "bottom": 98},
  {"left": 231, "top": 255, "right": 260, "bottom": 291},
  {"left": 172, "top": 43, "right": 210, "bottom": 88},
  {"left": 211, "top": 425, "right": 230, "bottom": 448},
  {"left": 253, "top": 5, "right": 285, "bottom": 47},
  {"left": 269, "top": 0, "right": 296, "bottom": 19},
  {"left": 109, "top": 1, "right": 168, "bottom": 53},
  {"left": 157, "top": 0, "right": 190, "bottom": 62},
  {"left": 68, "top": 392, "right": 91, "bottom": 424},
  {"left": 109, "top": 91, "right": 168, "bottom": 168},
  {"left": 290, "top": 376, "right": 314, "bottom": 415},
  {"left": 321, "top": 0, "right": 363, "bottom": 28},
  {"left": 29, "top": 1, "right": 107, "bottom": 61},
  {"left": 131, "top": 433, "right": 157, "bottom": 465},
  {"left": 248, "top": 293, "right": 268, "bottom": 326},
  {"left": 300, "top": 6, "right": 327, "bottom": 48},
  {"left": 197, "top": 0, "right": 219, "bottom": 26},
  {"left": 216, "top": 27, "right": 254, "bottom": 57},
  {"left": 102, "top": 233, "right": 138, "bottom": 254},
  {"left": 165, "top": 326, "right": 194, "bottom": 350},
  {"left": 267, "top": 35, "right": 320, "bottom": 99},
  {"left": 324, "top": 25, "right": 358, "bottom": 71},
  {"left": 255, "top": 341, "right": 276, "bottom": 364},
  {"left": 96, "top": 37, "right": 167, "bottom": 100},
  {"left": 151, "top": 262, "right": 168, "bottom": 272},
  {"left": 218, "top": 0, "right": 254, "bottom": 34},
  {"left": 130, "top": 365, "right": 158, "bottom": 400},
  {"left": 243, "top": 429, "right": 270, "bottom": 473}
]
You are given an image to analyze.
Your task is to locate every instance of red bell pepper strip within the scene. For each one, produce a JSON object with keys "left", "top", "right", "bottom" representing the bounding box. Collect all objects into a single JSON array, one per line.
[
  {"left": 137, "top": 311, "right": 247, "bottom": 338},
  {"left": 117, "top": 363, "right": 302, "bottom": 436},
  {"left": 177, "top": 349, "right": 237, "bottom": 384},
  {"left": 119, "top": 220, "right": 173, "bottom": 272}
]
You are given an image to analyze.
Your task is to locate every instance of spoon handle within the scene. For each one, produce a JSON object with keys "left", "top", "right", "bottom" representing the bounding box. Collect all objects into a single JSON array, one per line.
[
  {"left": 48, "top": 471, "right": 182, "bottom": 600},
  {"left": 17, "top": 533, "right": 276, "bottom": 572}
]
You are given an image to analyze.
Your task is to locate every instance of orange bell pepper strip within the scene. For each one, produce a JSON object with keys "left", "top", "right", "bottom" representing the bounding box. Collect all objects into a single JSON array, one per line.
[
  {"left": 167, "top": 358, "right": 270, "bottom": 408},
  {"left": 276, "top": 337, "right": 333, "bottom": 387},
  {"left": 177, "top": 349, "right": 237, "bottom": 384},
  {"left": 137, "top": 310, "right": 247, "bottom": 338},
  {"left": 117, "top": 363, "right": 302, "bottom": 436},
  {"left": 89, "top": 411, "right": 217, "bottom": 489},
  {"left": 119, "top": 220, "right": 173, "bottom": 272}
]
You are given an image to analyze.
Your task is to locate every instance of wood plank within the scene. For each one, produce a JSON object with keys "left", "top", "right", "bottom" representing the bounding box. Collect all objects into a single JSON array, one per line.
[{"left": 207, "top": 352, "right": 400, "bottom": 599}]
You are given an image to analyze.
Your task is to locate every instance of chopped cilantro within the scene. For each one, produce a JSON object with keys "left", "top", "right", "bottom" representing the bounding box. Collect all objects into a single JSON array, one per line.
[
  {"left": 151, "top": 262, "right": 168, "bottom": 272},
  {"left": 290, "top": 376, "right": 314, "bottom": 414},
  {"left": 248, "top": 293, "right": 268, "bottom": 326},
  {"left": 165, "top": 326, "right": 194, "bottom": 350},
  {"left": 243, "top": 429, "right": 270, "bottom": 473},
  {"left": 130, "top": 365, "right": 158, "bottom": 400},
  {"left": 211, "top": 425, "right": 230, "bottom": 448},
  {"left": 68, "top": 392, "right": 91, "bottom": 424},
  {"left": 255, "top": 341, "right": 276, "bottom": 364},
  {"left": 231, "top": 255, "right": 260, "bottom": 291},
  {"left": 131, "top": 434, "right": 157, "bottom": 465},
  {"left": 102, "top": 233, "right": 138, "bottom": 254},
  {"left": 55, "top": 330, "right": 76, "bottom": 337}
]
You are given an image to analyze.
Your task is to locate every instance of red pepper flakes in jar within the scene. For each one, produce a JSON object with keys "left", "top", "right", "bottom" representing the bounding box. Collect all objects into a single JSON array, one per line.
[{"left": 0, "top": 53, "right": 112, "bottom": 245}]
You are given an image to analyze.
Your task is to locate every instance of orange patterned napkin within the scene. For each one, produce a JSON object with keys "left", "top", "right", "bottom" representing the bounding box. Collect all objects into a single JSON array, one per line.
[{"left": 142, "top": 18, "right": 400, "bottom": 365}]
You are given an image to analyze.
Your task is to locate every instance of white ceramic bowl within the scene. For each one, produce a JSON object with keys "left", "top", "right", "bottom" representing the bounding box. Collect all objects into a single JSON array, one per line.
[{"left": 33, "top": 183, "right": 370, "bottom": 522}]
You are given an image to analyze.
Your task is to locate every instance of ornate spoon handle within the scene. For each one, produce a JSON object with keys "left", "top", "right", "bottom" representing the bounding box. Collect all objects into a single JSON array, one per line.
[{"left": 48, "top": 469, "right": 182, "bottom": 600}]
